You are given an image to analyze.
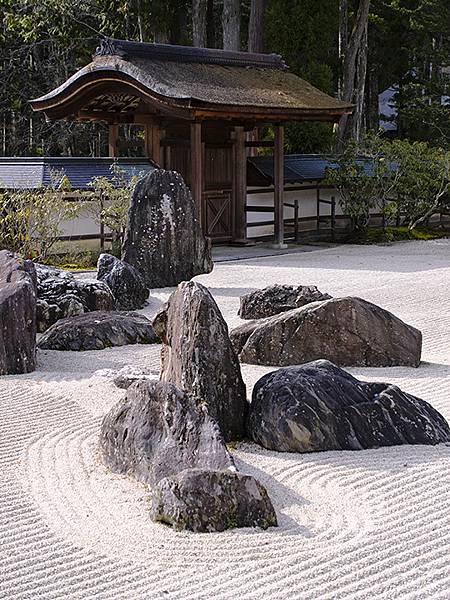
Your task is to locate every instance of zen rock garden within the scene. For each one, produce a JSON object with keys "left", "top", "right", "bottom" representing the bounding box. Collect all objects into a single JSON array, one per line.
[{"left": 1, "top": 171, "right": 449, "bottom": 534}]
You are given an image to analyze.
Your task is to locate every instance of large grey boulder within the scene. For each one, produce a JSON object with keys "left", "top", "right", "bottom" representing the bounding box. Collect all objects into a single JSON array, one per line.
[
  {"left": 97, "top": 253, "right": 149, "bottom": 310},
  {"left": 239, "top": 284, "right": 332, "bottom": 319},
  {"left": 100, "top": 379, "right": 277, "bottom": 532},
  {"left": 122, "top": 170, "right": 213, "bottom": 288},
  {"left": 0, "top": 251, "right": 37, "bottom": 375},
  {"left": 35, "top": 263, "right": 114, "bottom": 332},
  {"left": 153, "top": 281, "right": 247, "bottom": 442},
  {"left": 37, "top": 311, "right": 158, "bottom": 351},
  {"left": 248, "top": 360, "right": 450, "bottom": 452},
  {"left": 151, "top": 469, "right": 277, "bottom": 533},
  {"left": 100, "top": 380, "right": 234, "bottom": 485},
  {"left": 231, "top": 296, "right": 422, "bottom": 367}
]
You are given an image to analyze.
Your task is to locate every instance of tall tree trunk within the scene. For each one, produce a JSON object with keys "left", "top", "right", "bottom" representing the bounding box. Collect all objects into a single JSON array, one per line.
[
  {"left": 206, "top": 0, "right": 217, "bottom": 47},
  {"left": 248, "top": 0, "right": 266, "bottom": 53},
  {"left": 352, "top": 20, "right": 368, "bottom": 141},
  {"left": 136, "top": 0, "right": 145, "bottom": 41},
  {"left": 222, "top": 0, "right": 240, "bottom": 51},
  {"left": 366, "top": 58, "right": 379, "bottom": 132},
  {"left": 193, "top": 0, "right": 207, "bottom": 47},
  {"left": 336, "top": 0, "right": 371, "bottom": 149},
  {"left": 338, "top": 0, "right": 348, "bottom": 99}
]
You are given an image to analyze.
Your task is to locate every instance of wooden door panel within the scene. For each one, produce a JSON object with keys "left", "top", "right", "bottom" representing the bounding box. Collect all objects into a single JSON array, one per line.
[{"left": 204, "top": 191, "right": 232, "bottom": 241}]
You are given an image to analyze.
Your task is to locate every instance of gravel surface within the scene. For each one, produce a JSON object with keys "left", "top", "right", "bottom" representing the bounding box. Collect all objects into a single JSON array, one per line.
[{"left": 1, "top": 239, "right": 449, "bottom": 600}]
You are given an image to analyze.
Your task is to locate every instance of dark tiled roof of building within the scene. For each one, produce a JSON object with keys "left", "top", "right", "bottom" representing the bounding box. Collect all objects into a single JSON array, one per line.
[
  {"left": 31, "top": 39, "right": 353, "bottom": 119},
  {"left": 0, "top": 157, "right": 155, "bottom": 190},
  {"left": 247, "top": 154, "right": 376, "bottom": 184}
]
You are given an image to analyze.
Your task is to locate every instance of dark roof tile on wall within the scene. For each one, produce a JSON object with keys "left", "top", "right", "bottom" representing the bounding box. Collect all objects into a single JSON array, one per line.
[
  {"left": 0, "top": 157, "right": 155, "bottom": 190},
  {"left": 247, "top": 154, "right": 377, "bottom": 185}
]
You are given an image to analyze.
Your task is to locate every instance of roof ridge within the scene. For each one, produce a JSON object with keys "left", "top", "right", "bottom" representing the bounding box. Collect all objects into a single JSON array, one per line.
[{"left": 93, "top": 38, "right": 287, "bottom": 70}]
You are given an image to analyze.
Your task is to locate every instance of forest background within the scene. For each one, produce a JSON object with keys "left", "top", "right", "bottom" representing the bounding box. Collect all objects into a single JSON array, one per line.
[{"left": 0, "top": 0, "right": 449, "bottom": 157}]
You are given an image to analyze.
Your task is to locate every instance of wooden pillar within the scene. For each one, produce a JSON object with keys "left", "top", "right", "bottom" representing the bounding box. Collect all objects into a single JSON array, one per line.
[
  {"left": 190, "top": 121, "right": 204, "bottom": 228},
  {"left": 273, "top": 124, "right": 287, "bottom": 248},
  {"left": 108, "top": 124, "right": 119, "bottom": 158},
  {"left": 144, "top": 123, "right": 162, "bottom": 165},
  {"left": 232, "top": 125, "right": 248, "bottom": 244}
]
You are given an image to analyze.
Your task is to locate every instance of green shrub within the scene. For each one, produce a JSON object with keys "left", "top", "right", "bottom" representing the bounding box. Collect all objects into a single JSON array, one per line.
[
  {"left": 0, "top": 181, "right": 80, "bottom": 261},
  {"left": 326, "top": 135, "right": 450, "bottom": 233}
]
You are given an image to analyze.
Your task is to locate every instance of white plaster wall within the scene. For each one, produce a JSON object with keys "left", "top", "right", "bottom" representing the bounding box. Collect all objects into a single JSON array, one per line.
[
  {"left": 58, "top": 201, "right": 110, "bottom": 239},
  {"left": 246, "top": 184, "right": 345, "bottom": 239}
]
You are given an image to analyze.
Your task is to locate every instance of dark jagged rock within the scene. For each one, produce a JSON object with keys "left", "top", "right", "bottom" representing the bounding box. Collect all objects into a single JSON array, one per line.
[
  {"left": 122, "top": 169, "right": 213, "bottom": 288},
  {"left": 0, "top": 251, "right": 37, "bottom": 375},
  {"left": 35, "top": 263, "right": 115, "bottom": 332},
  {"left": 239, "top": 284, "right": 332, "bottom": 320},
  {"left": 151, "top": 469, "right": 278, "bottom": 533},
  {"left": 97, "top": 253, "right": 149, "bottom": 310},
  {"left": 232, "top": 296, "right": 422, "bottom": 367},
  {"left": 153, "top": 280, "right": 247, "bottom": 442},
  {"left": 248, "top": 360, "right": 450, "bottom": 452},
  {"left": 37, "top": 311, "right": 158, "bottom": 351},
  {"left": 100, "top": 380, "right": 234, "bottom": 485},
  {"left": 36, "top": 296, "right": 84, "bottom": 332},
  {"left": 100, "top": 379, "right": 277, "bottom": 532}
]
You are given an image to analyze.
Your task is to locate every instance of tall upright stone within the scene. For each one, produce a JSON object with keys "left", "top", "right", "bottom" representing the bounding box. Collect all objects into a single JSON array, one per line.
[
  {"left": 122, "top": 170, "right": 213, "bottom": 289},
  {"left": 153, "top": 281, "right": 247, "bottom": 441},
  {"left": 0, "top": 251, "right": 37, "bottom": 375}
]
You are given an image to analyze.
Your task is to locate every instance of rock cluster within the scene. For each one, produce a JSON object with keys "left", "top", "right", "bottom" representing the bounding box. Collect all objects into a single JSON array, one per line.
[
  {"left": 153, "top": 280, "right": 247, "bottom": 442},
  {"left": 248, "top": 360, "right": 450, "bottom": 452},
  {"left": 38, "top": 311, "right": 158, "bottom": 351},
  {"left": 36, "top": 263, "right": 114, "bottom": 332},
  {"left": 0, "top": 250, "right": 37, "bottom": 375},
  {"left": 97, "top": 253, "right": 148, "bottom": 310},
  {"left": 100, "top": 380, "right": 276, "bottom": 532},
  {"left": 232, "top": 296, "right": 422, "bottom": 368},
  {"left": 239, "top": 284, "right": 331, "bottom": 319},
  {"left": 122, "top": 170, "right": 213, "bottom": 289}
]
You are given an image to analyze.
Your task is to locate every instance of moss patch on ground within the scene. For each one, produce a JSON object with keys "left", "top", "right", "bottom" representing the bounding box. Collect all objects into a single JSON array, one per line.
[{"left": 347, "top": 226, "right": 450, "bottom": 245}]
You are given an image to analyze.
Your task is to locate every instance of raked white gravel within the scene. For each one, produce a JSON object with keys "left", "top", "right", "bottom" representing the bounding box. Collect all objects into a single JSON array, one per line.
[{"left": 1, "top": 239, "right": 450, "bottom": 600}]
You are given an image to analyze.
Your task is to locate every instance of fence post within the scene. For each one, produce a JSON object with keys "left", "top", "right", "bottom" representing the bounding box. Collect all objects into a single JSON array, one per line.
[
  {"left": 294, "top": 198, "right": 299, "bottom": 242},
  {"left": 331, "top": 196, "right": 336, "bottom": 241},
  {"left": 316, "top": 188, "right": 320, "bottom": 231}
]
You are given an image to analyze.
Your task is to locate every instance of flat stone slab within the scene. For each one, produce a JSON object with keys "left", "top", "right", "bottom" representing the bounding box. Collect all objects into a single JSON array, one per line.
[
  {"left": 37, "top": 311, "right": 158, "bottom": 351},
  {"left": 248, "top": 360, "right": 450, "bottom": 452},
  {"left": 231, "top": 296, "right": 422, "bottom": 367}
]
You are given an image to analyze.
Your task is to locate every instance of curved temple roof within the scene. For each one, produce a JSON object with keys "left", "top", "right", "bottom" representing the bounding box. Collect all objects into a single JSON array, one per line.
[{"left": 30, "top": 38, "right": 353, "bottom": 123}]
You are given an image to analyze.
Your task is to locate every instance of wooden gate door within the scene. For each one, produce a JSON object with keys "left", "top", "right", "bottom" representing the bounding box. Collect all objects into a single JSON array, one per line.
[{"left": 204, "top": 190, "right": 232, "bottom": 242}]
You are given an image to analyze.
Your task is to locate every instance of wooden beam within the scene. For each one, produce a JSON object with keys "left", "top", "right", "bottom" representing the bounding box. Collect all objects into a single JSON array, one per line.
[
  {"left": 190, "top": 121, "right": 204, "bottom": 228},
  {"left": 108, "top": 124, "right": 119, "bottom": 157},
  {"left": 245, "top": 140, "right": 274, "bottom": 148},
  {"left": 232, "top": 125, "right": 248, "bottom": 244},
  {"left": 273, "top": 124, "right": 287, "bottom": 248}
]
